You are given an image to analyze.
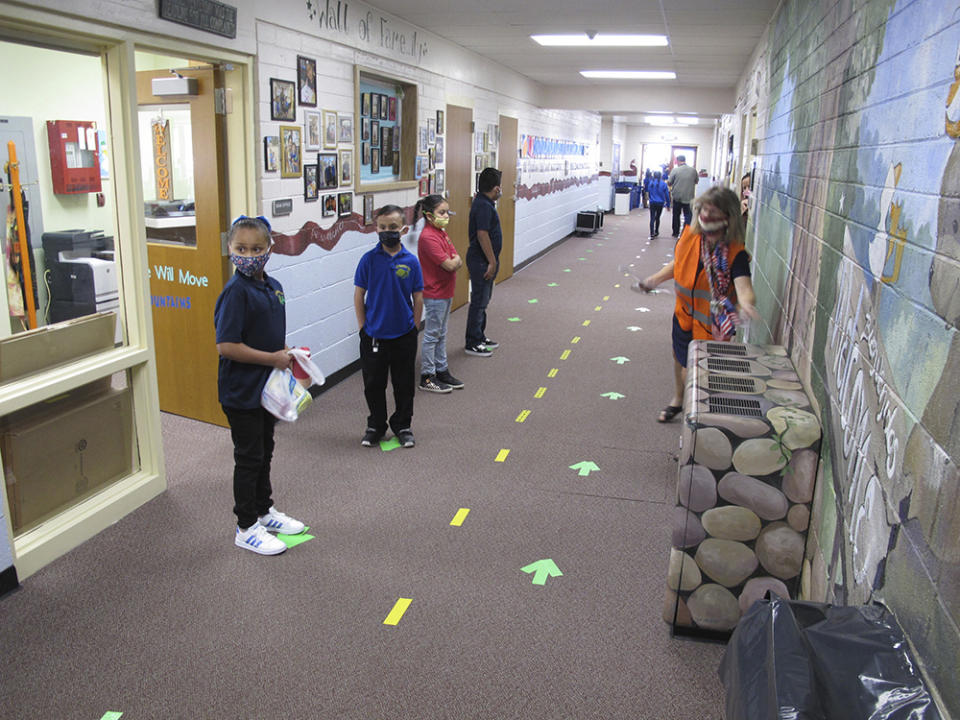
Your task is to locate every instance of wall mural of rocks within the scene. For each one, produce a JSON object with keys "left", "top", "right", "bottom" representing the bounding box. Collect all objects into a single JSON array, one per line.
[{"left": 664, "top": 340, "right": 821, "bottom": 636}]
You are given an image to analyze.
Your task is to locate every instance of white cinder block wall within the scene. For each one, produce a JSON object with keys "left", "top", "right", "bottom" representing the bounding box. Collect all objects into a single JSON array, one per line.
[{"left": 256, "top": 20, "right": 600, "bottom": 380}]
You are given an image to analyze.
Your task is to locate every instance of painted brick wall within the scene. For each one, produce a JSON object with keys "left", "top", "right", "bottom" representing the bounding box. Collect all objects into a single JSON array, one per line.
[
  {"left": 735, "top": 0, "right": 960, "bottom": 712},
  {"left": 257, "top": 21, "right": 599, "bottom": 380}
]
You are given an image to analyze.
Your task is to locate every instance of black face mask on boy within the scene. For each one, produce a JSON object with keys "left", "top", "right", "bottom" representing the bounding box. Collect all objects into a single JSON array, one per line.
[{"left": 378, "top": 230, "right": 401, "bottom": 248}]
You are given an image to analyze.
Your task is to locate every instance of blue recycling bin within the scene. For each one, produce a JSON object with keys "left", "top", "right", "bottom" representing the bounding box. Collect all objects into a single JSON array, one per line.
[{"left": 630, "top": 186, "right": 642, "bottom": 209}]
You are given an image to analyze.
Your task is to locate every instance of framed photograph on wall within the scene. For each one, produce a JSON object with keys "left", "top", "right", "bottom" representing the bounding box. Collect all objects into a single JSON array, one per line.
[
  {"left": 279, "top": 125, "right": 301, "bottom": 178},
  {"left": 322, "top": 193, "right": 337, "bottom": 217},
  {"left": 379, "top": 94, "right": 388, "bottom": 120},
  {"left": 436, "top": 109, "right": 444, "bottom": 135},
  {"left": 362, "top": 143, "right": 370, "bottom": 165},
  {"left": 371, "top": 147, "right": 380, "bottom": 174},
  {"left": 419, "top": 126, "right": 428, "bottom": 153},
  {"left": 418, "top": 176, "right": 428, "bottom": 196},
  {"left": 317, "top": 152, "right": 338, "bottom": 189},
  {"left": 428, "top": 118, "right": 436, "bottom": 144},
  {"left": 263, "top": 136, "right": 280, "bottom": 172},
  {"left": 363, "top": 194, "right": 374, "bottom": 225},
  {"left": 270, "top": 78, "right": 296, "bottom": 121},
  {"left": 362, "top": 118, "right": 371, "bottom": 142},
  {"left": 371, "top": 121, "right": 380, "bottom": 146},
  {"left": 322, "top": 110, "right": 338, "bottom": 149},
  {"left": 338, "top": 114, "right": 354, "bottom": 144},
  {"left": 361, "top": 92, "right": 371, "bottom": 117},
  {"left": 371, "top": 94, "right": 380, "bottom": 119},
  {"left": 297, "top": 56, "right": 317, "bottom": 107},
  {"left": 304, "top": 111, "right": 321, "bottom": 151},
  {"left": 339, "top": 149, "right": 353, "bottom": 186},
  {"left": 388, "top": 97, "right": 397, "bottom": 121},
  {"left": 303, "top": 164, "right": 318, "bottom": 201},
  {"left": 338, "top": 192, "right": 353, "bottom": 216},
  {"left": 435, "top": 136, "right": 444, "bottom": 165},
  {"left": 435, "top": 169, "right": 445, "bottom": 194}
]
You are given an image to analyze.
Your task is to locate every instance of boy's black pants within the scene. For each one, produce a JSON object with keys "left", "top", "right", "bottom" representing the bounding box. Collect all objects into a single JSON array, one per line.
[
  {"left": 359, "top": 326, "right": 417, "bottom": 435},
  {"left": 222, "top": 405, "right": 276, "bottom": 529}
]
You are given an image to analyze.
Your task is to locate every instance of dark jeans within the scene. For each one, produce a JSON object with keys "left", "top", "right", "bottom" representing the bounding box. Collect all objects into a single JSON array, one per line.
[
  {"left": 649, "top": 203, "right": 664, "bottom": 236},
  {"left": 359, "top": 326, "right": 417, "bottom": 434},
  {"left": 222, "top": 405, "right": 277, "bottom": 529},
  {"left": 465, "top": 252, "right": 495, "bottom": 347},
  {"left": 672, "top": 202, "right": 692, "bottom": 236}
]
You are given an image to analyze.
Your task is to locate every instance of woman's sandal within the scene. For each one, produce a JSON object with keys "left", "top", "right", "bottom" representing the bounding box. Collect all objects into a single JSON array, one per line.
[{"left": 657, "top": 405, "right": 682, "bottom": 423}]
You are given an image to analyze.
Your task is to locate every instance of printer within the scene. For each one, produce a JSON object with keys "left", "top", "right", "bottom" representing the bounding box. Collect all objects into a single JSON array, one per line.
[{"left": 41, "top": 230, "right": 118, "bottom": 323}]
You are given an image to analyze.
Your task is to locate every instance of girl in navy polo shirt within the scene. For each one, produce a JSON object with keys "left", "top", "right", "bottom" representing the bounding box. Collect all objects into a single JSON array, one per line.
[{"left": 215, "top": 215, "right": 306, "bottom": 555}]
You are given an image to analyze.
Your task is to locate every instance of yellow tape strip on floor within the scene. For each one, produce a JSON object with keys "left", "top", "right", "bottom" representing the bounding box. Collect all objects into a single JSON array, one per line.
[
  {"left": 582, "top": 320, "right": 591, "bottom": 327},
  {"left": 547, "top": 368, "right": 558, "bottom": 377},
  {"left": 571, "top": 336, "right": 581, "bottom": 344},
  {"left": 560, "top": 350, "right": 571, "bottom": 360},
  {"left": 495, "top": 448, "right": 511, "bottom": 462},
  {"left": 384, "top": 598, "right": 412, "bottom": 625},
  {"left": 516, "top": 409, "right": 531, "bottom": 423},
  {"left": 534, "top": 387, "right": 546, "bottom": 398},
  {"left": 450, "top": 508, "right": 470, "bottom": 526},
  {"left": 594, "top": 305, "right": 603, "bottom": 311}
]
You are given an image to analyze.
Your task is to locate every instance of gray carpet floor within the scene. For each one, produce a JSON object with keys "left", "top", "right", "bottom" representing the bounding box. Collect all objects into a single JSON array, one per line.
[{"left": 0, "top": 208, "right": 727, "bottom": 719}]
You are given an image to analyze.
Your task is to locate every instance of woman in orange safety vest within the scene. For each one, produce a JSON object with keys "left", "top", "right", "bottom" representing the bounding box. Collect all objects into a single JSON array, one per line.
[{"left": 636, "top": 185, "right": 758, "bottom": 422}]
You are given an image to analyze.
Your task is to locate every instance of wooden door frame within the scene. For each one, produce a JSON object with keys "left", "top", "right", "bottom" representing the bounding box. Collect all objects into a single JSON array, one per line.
[
  {"left": 496, "top": 115, "right": 517, "bottom": 283},
  {"left": 445, "top": 104, "right": 473, "bottom": 311}
]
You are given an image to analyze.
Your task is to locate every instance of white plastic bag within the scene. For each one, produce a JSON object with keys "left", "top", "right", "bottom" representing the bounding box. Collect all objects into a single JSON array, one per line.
[
  {"left": 288, "top": 346, "right": 326, "bottom": 388},
  {"left": 261, "top": 367, "right": 313, "bottom": 422}
]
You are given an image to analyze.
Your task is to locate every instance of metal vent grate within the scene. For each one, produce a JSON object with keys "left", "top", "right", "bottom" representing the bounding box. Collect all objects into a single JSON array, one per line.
[
  {"left": 708, "top": 396, "right": 764, "bottom": 416},
  {"left": 707, "top": 357, "right": 752, "bottom": 374},
  {"left": 708, "top": 375, "right": 760, "bottom": 393},
  {"left": 706, "top": 342, "right": 747, "bottom": 356}
]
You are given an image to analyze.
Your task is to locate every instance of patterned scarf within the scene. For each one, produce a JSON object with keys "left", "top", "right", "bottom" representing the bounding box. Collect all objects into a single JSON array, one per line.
[{"left": 700, "top": 236, "right": 739, "bottom": 340}]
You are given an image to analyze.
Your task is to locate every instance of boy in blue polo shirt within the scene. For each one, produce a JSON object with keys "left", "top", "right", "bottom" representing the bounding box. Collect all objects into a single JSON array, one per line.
[
  {"left": 354, "top": 205, "right": 424, "bottom": 448},
  {"left": 215, "top": 215, "right": 306, "bottom": 555}
]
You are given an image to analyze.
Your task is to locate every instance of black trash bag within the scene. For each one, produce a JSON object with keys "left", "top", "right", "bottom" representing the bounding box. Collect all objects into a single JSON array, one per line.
[{"left": 720, "top": 593, "right": 942, "bottom": 720}]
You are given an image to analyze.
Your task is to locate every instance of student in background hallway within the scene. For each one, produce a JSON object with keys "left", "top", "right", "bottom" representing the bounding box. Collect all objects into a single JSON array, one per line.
[
  {"left": 636, "top": 187, "right": 758, "bottom": 423},
  {"left": 215, "top": 215, "right": 306, "bottom": 556},
  {"left": 741, "top": 171, "right": 753, "bottom": 222},
  {"left": 464, "top": 167, "right": 503, "bottom": 357},
  {"left": 647, "top": 170, "right": 671, "bottom": 239},
  {"left": 354, "top": 205, "right": 424, "bottom": 448},
  {"left": 415, "top": 193, "right": 464, "bottom": 393},
  {"left": 667, "top": 154, "right": 699, "bottom": 237},
  {"left": 642, "top": 168, "right": 652, "bottom": 208}
]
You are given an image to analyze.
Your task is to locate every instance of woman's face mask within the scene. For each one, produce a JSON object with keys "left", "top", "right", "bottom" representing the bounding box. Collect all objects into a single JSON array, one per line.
[{"left": 698, "top": 204, "right": 728, "bottom": 234}]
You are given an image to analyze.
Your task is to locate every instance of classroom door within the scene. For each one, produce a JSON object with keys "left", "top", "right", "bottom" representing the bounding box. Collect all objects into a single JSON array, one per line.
[
  {"left": 496, "top": 115, "right": 517, "bottom": 283},
  {"left": 445, "top": 104, "right": 473, "bottom": 311},
  {"left": 137, "top": 67, "right": 232, "bottom": 427}
]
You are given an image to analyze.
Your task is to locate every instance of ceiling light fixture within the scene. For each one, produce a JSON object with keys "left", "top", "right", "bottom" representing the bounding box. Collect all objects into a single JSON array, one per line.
[
  {"left": 580, "top": 70, "right": 676, "bottom": 80},
  {"left": 532, "top": 34, "right": 668, "bottom": 47}
]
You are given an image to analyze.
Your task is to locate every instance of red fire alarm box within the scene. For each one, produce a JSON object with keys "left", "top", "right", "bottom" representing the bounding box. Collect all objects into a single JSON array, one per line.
[{"left": 46, "top": 120, "right": 102, "bottom": 194}]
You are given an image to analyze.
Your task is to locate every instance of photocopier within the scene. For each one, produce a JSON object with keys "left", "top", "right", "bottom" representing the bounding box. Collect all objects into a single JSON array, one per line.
[{"left": 41, "top": 230, "right": 118, "bottom": 323}]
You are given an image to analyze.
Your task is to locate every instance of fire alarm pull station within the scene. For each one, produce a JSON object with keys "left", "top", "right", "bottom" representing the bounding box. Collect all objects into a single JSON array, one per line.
[{"left": 46, "top": 120, "right": 102, "bottom": 194}]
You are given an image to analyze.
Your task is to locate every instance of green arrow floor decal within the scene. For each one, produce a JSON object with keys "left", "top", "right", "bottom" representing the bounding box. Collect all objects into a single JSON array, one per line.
[
  {"left": 521, "top": 559, "right": 563, "bottom": 586},
  {"left": 569, "top": 461, "right": 600, "bottom": 476}
]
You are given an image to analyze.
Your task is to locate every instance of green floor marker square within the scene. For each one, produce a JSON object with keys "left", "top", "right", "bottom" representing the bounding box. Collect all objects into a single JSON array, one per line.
[
  {"left": 508, "top": 317, "right": 521, "bottom": 322},
  {"left": 278, "top": 527, "right": 315, "bottom": 549},
  {"left": 380, "top": 437, "right": 402, "bottom": 451},
  {"left": 563, "top": 269, "right": 571, "bottom": 272},
  {"left": 100, "top": 713, "right": 123, "bottom": 720}
]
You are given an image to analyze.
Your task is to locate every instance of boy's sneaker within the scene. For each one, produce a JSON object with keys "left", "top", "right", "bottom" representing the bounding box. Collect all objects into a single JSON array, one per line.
[
  {"left": 482, "top": 337, "right": 500, "bottom": 348},
  {"left": 465, "top": 344, "right": 493, "bottom": 357},
  {"left": 235, "top": 524, "right": 287, "bottom": 555},
  {"left": 396, "top": 429, "right": 415, "bottom": 448},
  {"left": 419, "top": 375, "right": 452, "bottom": 393},
  {"left": 258, "top": 506, "right": 305, "bottom": 535},
  {"left": 435, "top": 369, "right": 464, "bottom": 389},
  {"left": 361, "top": 428, "right": 383, "bottom": 447}
]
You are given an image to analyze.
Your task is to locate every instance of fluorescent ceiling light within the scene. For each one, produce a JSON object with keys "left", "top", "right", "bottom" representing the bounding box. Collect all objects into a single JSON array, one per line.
[
  {"left": 532, "top": 34, "right": 668, "bottom": 47},
  {"left": 643, "top": 116, "right": 698, "bottom": 126},
  {"left": 580, "top": 70, "right": 676, "bottom": 79}
]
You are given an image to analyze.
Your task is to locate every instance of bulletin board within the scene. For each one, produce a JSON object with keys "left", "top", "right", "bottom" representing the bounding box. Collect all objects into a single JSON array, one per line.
[{"left": 353, "top": 66, "right": 418, "bottom": 193}]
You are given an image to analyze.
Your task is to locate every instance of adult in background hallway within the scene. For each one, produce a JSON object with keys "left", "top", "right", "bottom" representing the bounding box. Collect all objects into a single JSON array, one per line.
[
  {"left": 667, "top": 154, "right": 699, "bottom": 237},
  {"left": 464, "top": 167, "right": 503, "bottom": 357},
  {"left": 647, "top": 170, "right": 671, "bottom": 239},
  {"left": 636, "top": 186, "right": 758, "bottom": 422}
]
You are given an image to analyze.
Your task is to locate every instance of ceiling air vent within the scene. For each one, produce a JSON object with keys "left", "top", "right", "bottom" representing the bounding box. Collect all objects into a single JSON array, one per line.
[
  {"left": 708, "top": 396, "right": 763, "bottom": 417},
  {"left": 707, "top": 357, "right": 751, "bottom": 374},
  {"left": 705, "top": 342, "right": 747, "bottom": 356},
  {"left": 708, "top": 375, "right": 761, "bottom": 393}
]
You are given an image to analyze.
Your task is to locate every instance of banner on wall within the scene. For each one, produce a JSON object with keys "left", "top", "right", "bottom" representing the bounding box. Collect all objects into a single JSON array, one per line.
[{"left": 520, "top": 134, "right": 587, "bottom": 159}]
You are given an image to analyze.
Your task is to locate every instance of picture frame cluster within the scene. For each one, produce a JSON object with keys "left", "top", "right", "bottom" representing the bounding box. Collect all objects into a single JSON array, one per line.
[{"left": 264, "top": 55, "right": 356, "bottom": 217}]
